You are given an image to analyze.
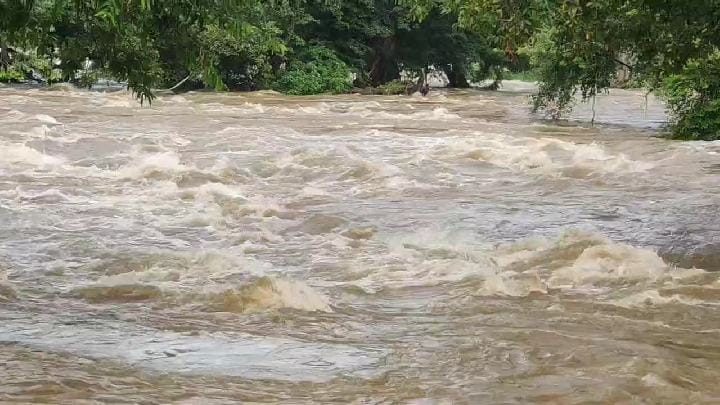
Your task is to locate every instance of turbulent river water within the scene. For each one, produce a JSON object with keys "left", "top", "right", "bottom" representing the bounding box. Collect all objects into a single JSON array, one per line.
[{"left": 1, "top": 83, "right": 719, "bottom": 403}]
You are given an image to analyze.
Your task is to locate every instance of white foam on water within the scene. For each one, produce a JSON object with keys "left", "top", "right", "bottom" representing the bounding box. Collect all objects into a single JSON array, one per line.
[
  {"left": 440, "top": 134, "right": 559, "bottom": 175},
  {"left": 672, "top": 139, "right": 720, "bottom": 155},
  {"left": 0, "top": 142, "right": 66, "bottom": 167},
  {"left": 92, "top": 251, "right": 270, "bottom": 288},
  {"left": 70, "top": 250, "right": 331, "bottom": 313},
  {"left": 25, "top": 124, "right": 53, "bottom": 138},
  {"left": 166, "top": 95, "right": 190, "bottom": 104},
  {"left": 351, "top": 229, "right": 497, "bottom": 292},
  {"left": 353, "top": 229, "right": 708, "bottom": 299},
  {"left": 99, "top": 93, "right": 136, "bottom": 108},
  {"left": 366, "top": 107, "right": 462, "bottom": 121},
  {"left": 641, "top": 373, "right": 674, "bottom": 388},
  {"left": 479, "top": 273, "right": 547, "bottom": 297},
  {"left": 492, "top": 232, "right": 711, "bottom": 298},
  {"left": 438, "top": 133, "right": 653, "bottom": 178},
  {"left": 10, "top": 125, "right": 107, "bottom": 146},
  {"left": 14, "top": 187, "right": 77, "bottom": 204},
  {"left": 552, "top": 244, "right": 664, "bottom": 284},
  {"left": 200, "top": 101, "right": 462, "bottom": 122},
  {"left": 191, "top": 182, "right": 248, "bottom": 200},
  {"left": 11, "top": 125, "right": 76, "bottom": 143},
  {"left": 31, "top": 114, "right": 59, "bottom": 124},
  {"left": 78, "top": 273, "right": 332, "bottom": 314},
  {"left": 1, "top": 109, "right": 27, "bottom": 121},
  {"left": 493, "top": 231, "right": 665, "bottom": 287},
  {"left": 611, "top": 290, "right": 706, "bottom": 308},
  {"left": 564, "top": 141, "right": 653, "bottom": 175},
  {"left": 301, "top": 186, "right": 331, "bottom": 196},
  {"left": 116, "top": 151, "right": 188, "bottom": 179},
  {"left": 298, "top": 105, "right": 327, "bottom": 114},
  {"left": 207, "top": 277, "right": 333, "bottom": 313},
  {"left": 346, "top": 100, "right": 383, "bottom": 110},
  {"left": 240, "top": 102, "right": 267, "bottom": 113},
  {"left": 271, "top": 144, "right": 416, "bottom": 193},
  {"left": 201, "top": 102, "right": 266, "bottom": 114}
]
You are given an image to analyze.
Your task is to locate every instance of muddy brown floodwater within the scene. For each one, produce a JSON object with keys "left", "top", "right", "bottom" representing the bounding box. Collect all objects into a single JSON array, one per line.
[{"left": 1, "top": 83, "right": 719, "bottom": 404}]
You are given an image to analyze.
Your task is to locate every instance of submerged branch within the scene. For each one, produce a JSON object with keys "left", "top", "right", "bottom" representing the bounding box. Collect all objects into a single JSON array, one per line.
[{"left": 168, "top": 74, "right": 193, "bottom": 93}]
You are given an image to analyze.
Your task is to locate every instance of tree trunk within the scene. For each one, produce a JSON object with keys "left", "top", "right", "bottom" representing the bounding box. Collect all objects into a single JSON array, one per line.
[
  {"left": 369, "top": 37, "right": 400, "bottom": 86},
  {"left": 0, "top": 43, "right": 11, "bottom": 70},
  {"left": 445, "top": 67, "right": 470, "bottom": 88}
]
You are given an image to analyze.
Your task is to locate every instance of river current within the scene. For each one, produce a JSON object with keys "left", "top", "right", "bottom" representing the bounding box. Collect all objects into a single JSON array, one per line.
[{"left": 1, "top": 83, "right": 719, "bottom": 403}]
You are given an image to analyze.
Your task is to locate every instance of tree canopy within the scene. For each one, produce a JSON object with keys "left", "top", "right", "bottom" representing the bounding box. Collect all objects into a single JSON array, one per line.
[
  {"left": 2, "top": 0, "right": 719, "bottom": 139},
  {"left": 1, "top": 0, "right": 508, "bottom": 100},
  {"left": 402, "top": 0, "right": 720, "bottom": 139}
]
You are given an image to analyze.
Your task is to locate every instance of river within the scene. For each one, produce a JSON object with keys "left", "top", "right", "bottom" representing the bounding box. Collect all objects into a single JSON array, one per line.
[{"left": 1, "top": 83, "right": 719, "bottom": 403}]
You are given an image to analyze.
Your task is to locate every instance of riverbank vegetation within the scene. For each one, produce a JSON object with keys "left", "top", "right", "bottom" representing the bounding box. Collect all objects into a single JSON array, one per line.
[
  {"left": 0, "top": 0, "right": 505, "bottom": 99},
  {"left": 404, "top": 0, "right": 720, "bottom": 140},
  {"left": 1, "top": 0, "right": 719, "bottom": 140}
]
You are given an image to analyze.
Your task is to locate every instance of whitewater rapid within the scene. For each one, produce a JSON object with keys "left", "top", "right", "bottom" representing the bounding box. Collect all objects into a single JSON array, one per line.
[{"left": 1, "top": 84, "right": 719, "bottom": 403}]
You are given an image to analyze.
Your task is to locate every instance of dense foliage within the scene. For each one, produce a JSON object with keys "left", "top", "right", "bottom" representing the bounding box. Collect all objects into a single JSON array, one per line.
[
  {"left": 402, "top": 0, "right": 720, "bottom": 139},
  {"left": 0, "top": 0, "right": 508, "bottom": 99},
  {"left": 2, "top": 0, "right": 720, "bottom": 139},
  {"left": 660, "top": 53, "right": 720, "bottom": 140},
  {"left": 273, "top": 45, "right": 352, "bottom": 95}
]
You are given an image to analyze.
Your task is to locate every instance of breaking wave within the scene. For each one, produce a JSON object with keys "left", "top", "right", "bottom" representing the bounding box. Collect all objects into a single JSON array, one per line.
[
  {"left": 201, "top": 101, "right": 462, "bottom": 121},
  {"left": 438, "top": 134, "right": 652, "bottom": 178},
  {"left": 115, "top": 151, "right": 189, "bottom": 179},
  {"left": 204, "top": 277, "right": 332, "bottom": 313},
  {"left": 70, "top": 252, "right": 330, "bottom": 313},
  {"left": 0, "top": 142, "right": 66, "bottom": 167},
  {"left": 354, "top": 229, "right": 708, "bottom": 301}
]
